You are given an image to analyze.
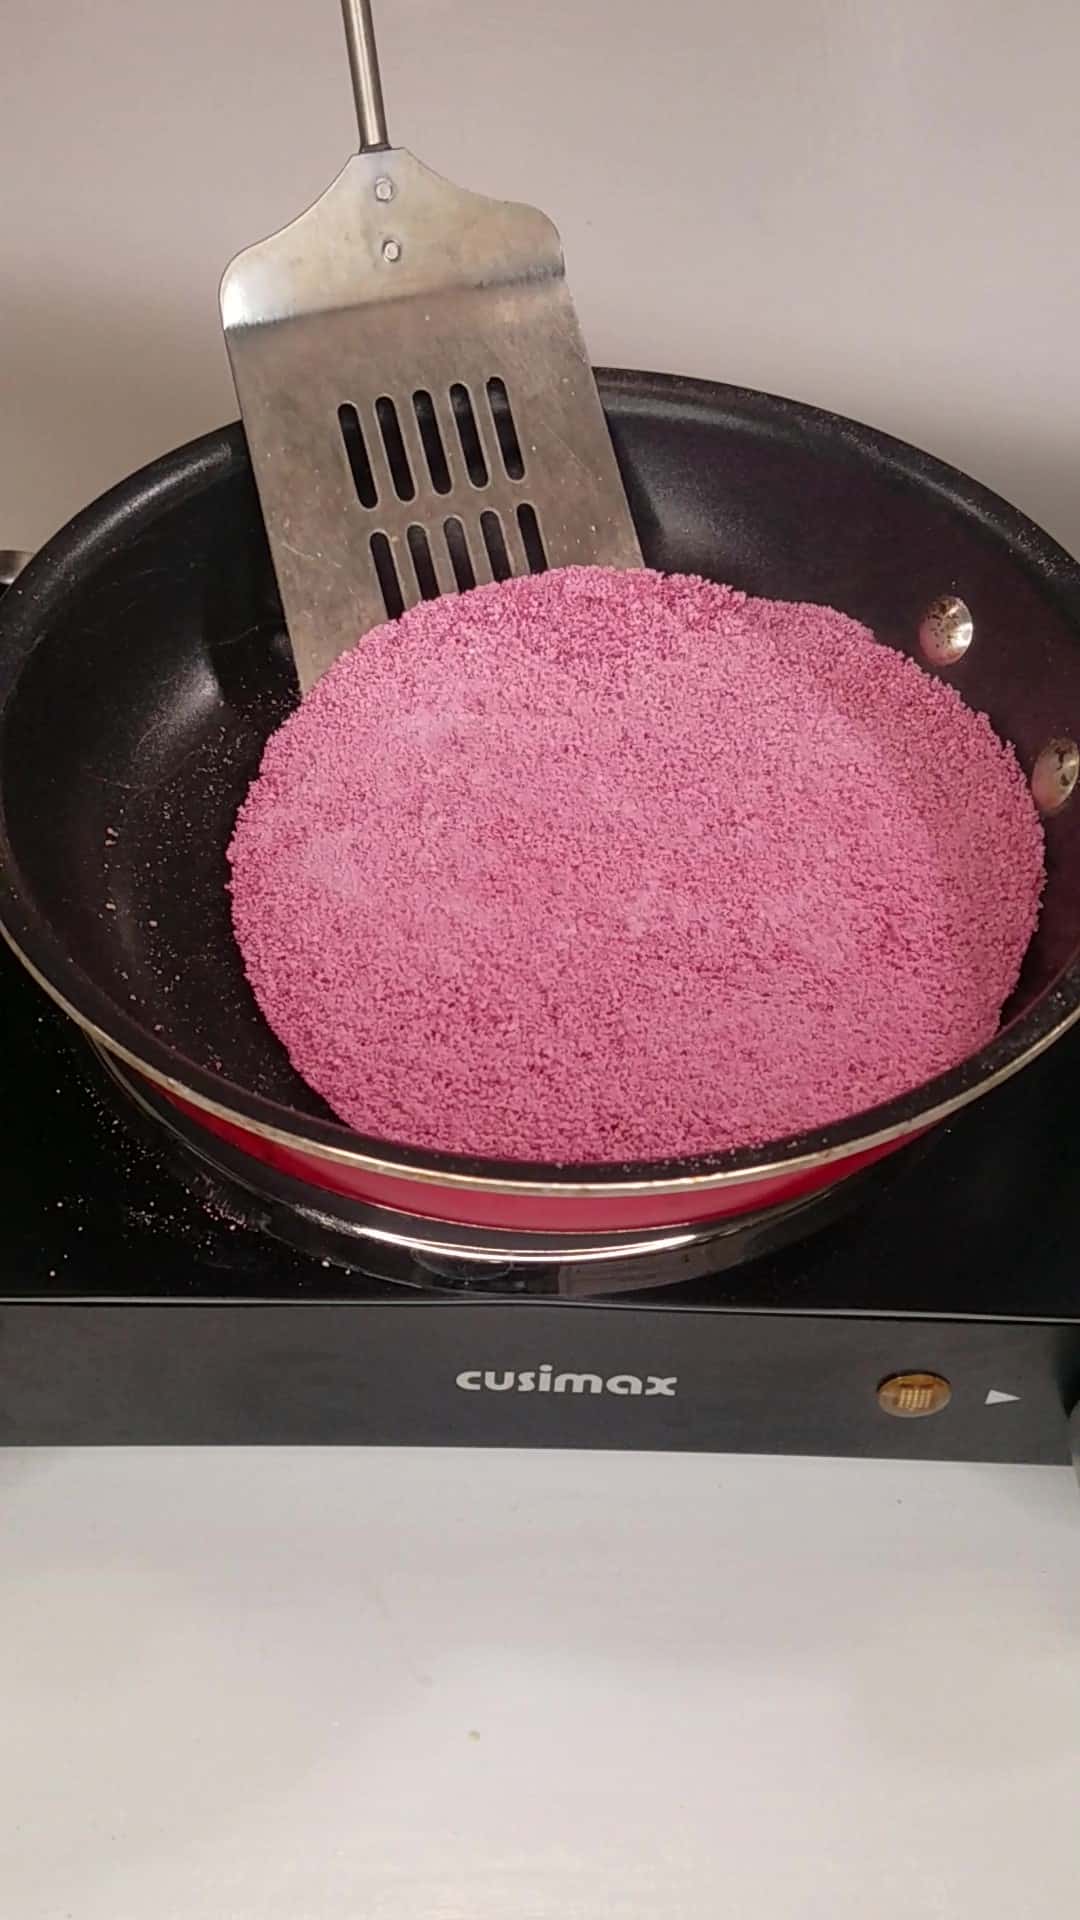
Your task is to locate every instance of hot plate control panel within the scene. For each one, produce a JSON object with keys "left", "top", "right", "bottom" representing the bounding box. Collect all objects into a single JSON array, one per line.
[{"left": 0, "top": 1299, "right": 1077, "bottom": 1460}]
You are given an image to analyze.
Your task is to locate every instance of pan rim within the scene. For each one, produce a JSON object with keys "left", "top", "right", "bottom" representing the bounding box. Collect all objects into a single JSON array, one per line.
[
  {"left": 3, "top": 364, "right": 1080, "bottom": 1197},
  {"left": 3, "top": 920, "right": 1080, "bottom": 1197}
]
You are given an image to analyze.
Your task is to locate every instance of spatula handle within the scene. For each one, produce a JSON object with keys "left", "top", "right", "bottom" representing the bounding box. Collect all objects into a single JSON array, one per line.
[{"left": 341, "top": 0, "right": 389, "bottom": 150}]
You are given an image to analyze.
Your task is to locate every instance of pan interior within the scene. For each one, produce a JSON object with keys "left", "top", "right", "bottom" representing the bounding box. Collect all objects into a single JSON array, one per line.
[{"left": 3, "top": 375, "right": 1080, "bottom": 1164}]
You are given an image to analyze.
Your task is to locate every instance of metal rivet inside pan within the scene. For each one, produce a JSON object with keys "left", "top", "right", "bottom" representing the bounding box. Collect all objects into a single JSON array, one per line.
[
  {"left": 918, "top": 595, "right": 973, "bottom": 665},
  {"left": 1031, "top": 738, "right": 1080, "bottom": 815}
]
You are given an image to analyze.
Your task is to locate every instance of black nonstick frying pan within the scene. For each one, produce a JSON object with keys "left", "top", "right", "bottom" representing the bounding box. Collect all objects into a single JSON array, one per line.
[{"left": 2, "top": 369, "right": 1080, "bottom": 1237}]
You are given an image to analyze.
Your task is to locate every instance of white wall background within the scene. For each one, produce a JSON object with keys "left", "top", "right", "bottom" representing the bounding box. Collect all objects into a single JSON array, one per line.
[{"left": 3, "top": 0, "right": 1079, "bottom": 555}]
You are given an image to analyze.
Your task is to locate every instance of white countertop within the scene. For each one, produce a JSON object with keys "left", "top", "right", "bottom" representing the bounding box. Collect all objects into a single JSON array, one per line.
[
  {"left": 4, "top": 1447, "right": 1080, "bottom": 1920},
  {"left": 5, "top": 0, "right": 1080, "bottom": 1911}
]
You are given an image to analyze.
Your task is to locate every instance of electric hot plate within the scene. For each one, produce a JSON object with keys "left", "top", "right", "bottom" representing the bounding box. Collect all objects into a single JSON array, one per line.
[{"left": 3, "top": 940, "right": 1079, "bottom": 1461}]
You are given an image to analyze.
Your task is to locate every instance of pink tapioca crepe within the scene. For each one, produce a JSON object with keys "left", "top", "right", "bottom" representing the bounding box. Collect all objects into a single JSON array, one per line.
[{"left": 228, "top": 566, "right": 1044, "bottom": 1163}]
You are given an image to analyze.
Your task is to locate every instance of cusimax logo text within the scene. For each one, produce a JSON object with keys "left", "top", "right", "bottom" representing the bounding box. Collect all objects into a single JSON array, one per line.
[{"left": 455, "top": 1366, "right": 677, "bottom": 1397}]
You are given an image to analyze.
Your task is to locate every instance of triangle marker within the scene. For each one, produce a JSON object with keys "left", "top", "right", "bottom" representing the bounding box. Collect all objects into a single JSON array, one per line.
[{"left": 984, "top": 1388, "right": 1020, "bottom": 1406}]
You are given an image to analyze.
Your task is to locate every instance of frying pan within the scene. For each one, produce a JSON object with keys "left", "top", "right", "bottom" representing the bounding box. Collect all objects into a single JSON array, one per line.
[{"left": 2, "top": 368, "right": 1080, "bottom": 1239}]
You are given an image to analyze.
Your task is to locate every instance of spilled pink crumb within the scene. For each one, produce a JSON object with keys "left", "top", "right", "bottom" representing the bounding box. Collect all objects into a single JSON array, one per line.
[{"left": 228, "top": 566, "right": 1045, "bottom": 1162}]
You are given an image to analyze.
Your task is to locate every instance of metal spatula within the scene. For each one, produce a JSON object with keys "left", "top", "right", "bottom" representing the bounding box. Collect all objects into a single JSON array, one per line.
[{"left": 221, "top": 0, "right": 642, "bottom": 693}]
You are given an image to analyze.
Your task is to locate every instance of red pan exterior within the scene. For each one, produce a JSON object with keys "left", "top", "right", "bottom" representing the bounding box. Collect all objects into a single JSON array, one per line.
[{"left": 165, "top": 1085, "right": 902, "bottom": 1231}]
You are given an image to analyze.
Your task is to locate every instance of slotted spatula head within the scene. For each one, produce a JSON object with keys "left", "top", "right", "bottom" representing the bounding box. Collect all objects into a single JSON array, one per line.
[{"left": 221, "top": 5, "right": 641, "bottom": 693}]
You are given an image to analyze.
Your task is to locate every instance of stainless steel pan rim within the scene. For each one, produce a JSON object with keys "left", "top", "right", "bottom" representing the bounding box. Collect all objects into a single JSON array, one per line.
[{"left": 6, "top": 922, "right": 1079, "bottom": 1199}]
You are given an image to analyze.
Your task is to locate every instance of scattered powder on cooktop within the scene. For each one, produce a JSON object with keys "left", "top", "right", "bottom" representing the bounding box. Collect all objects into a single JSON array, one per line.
[{"left": 228, "top": 566, "right": 1045, "bottom": 1163}]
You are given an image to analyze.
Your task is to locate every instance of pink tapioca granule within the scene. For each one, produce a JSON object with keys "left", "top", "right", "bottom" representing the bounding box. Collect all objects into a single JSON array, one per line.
[{"left": 227, "top": 566, "right": 1045, "bottom": 1163}]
